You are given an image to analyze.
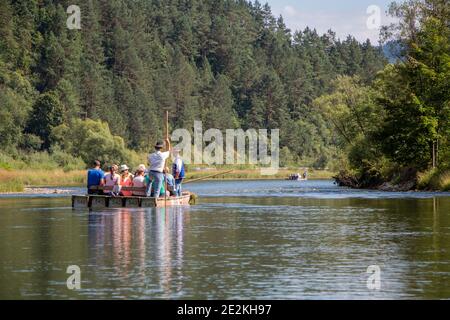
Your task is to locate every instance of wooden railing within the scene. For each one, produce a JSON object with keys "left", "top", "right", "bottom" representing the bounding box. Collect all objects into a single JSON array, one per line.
[{"left": 89, "top": 186, "right": 146, "bottom": 192}]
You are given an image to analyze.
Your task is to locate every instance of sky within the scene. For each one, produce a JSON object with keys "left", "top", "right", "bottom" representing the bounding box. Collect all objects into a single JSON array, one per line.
[{"left": 266, "top": 0, "right": 399, "bottom": 44}]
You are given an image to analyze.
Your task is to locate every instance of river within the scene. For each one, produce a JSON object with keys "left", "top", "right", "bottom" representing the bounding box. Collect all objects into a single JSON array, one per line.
[{"left": 0, "top": 180, "right": 449, "bottom": 299}]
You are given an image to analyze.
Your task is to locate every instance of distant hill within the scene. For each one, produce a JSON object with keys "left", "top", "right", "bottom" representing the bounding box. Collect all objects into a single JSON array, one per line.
[{"left": 382, "top": 40, "right": 404, "bottom": 63}]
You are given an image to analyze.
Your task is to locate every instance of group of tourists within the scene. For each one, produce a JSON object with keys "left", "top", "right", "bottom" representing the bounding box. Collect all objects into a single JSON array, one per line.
[
  {"left": 287, "top": 170, "right": 308, "bottom": 181},
  {"left": 87, "top": 141, "right": 185, "bottom": 198}
]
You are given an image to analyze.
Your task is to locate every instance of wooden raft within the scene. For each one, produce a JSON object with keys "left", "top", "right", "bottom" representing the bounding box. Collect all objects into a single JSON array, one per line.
[{"left": 72, "top": 186, "right": 192, "bottom": 208}]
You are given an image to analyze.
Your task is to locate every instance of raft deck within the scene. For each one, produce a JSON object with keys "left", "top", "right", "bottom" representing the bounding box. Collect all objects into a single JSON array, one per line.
[{"left": 72, "top": 186, "right": 192, "bottom": 208}]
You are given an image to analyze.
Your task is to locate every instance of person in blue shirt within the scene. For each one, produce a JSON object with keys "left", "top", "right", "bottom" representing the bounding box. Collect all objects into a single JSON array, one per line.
[
  {"left": 163, "top": 166, "right": 176, "bottom": 196},
  {"left": 87, "top": 160, "right": 105, "bottom": 195},
  {"left": 172, "top": 149, "right": 185, "bottom": 196}
]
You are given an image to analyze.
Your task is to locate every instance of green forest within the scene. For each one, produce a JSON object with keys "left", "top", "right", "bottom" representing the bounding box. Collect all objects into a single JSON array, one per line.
[{"left": 0, "top": 0, "right": 449, "bottom": 190}]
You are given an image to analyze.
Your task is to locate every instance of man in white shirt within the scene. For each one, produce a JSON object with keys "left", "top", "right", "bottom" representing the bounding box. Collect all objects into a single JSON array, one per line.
[{"left": 148, "top": 140, "right": 171, "bottom": 198}]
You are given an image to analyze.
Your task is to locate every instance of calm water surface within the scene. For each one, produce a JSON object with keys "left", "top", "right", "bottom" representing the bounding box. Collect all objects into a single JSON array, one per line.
[{"left": 1, "top": 180, "right": 450, "bottom": 299}]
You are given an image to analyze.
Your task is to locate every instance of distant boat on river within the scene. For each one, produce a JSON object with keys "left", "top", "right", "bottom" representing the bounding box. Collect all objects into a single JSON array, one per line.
[{"left": 286, "top": 173, "right": 308, "bottom": 181}]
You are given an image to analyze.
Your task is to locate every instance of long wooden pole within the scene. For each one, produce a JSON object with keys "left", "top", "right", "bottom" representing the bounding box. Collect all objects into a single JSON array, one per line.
[
  {"left": 164, "top": 111, "right": 169, "bottom": 209},
  {"left": 183, "top": 170, "right": 234, "bottom": 184},
  {"left": 432, "top": 140, "right": 436, "bottom": 169},
  {"left": 165, "top": 110, "right": 169, "bottom": 143}
]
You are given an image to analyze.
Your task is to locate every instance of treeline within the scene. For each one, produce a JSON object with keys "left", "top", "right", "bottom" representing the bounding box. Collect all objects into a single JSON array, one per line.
[
  {"left": 325, "top": 0, "right": 450, "bottom": 190},
  {"left": 0, "top": 0, "right": 387, "bottom": 169}
]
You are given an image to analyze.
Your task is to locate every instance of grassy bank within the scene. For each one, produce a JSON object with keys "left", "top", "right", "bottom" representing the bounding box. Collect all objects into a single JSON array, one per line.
[
  {"left": 0, "top": 169, "right": 85, "bottom": 193},
  {"left": 417, "top": 169, "right": 450, "bottom": 191},
  {"left": 335, "top": 167, "right": 450, "bottom": 192},
  {"left": 0, "top": 168, "right": 334, "bottom": 193}
]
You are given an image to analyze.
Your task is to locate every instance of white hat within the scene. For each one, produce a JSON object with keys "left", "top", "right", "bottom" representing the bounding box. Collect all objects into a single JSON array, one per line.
[
  {"left": 138, "top": 164, "right": 146, "bottom": 172},
  {"left": 120, "top": 164, "right": 129, "bottom": 172}
]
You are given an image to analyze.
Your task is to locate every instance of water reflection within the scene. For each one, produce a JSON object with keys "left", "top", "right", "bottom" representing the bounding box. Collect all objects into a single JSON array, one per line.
[
  {"left": 87, "top": 207, "right": 190, "bottom": 298},
  {"left": 1, "top": 181, "right": 450, "bottom": 299}
]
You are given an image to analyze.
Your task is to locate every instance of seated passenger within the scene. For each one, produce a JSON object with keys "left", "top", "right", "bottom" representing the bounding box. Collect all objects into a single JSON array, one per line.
[
  {"left": 163, "top": 166, "right": 176, "bottom": 196},
  {"left": 119, "top": 164, "right": 134, "bottom": 197},
  {"left": 104, "top": 164, "right": 121, "bottom": 195},
  {"left": 132, "top": 165, "right": 148, "bottom": 197},
  {"left": 87, "top": 160, "right": 105, "bottom": 195}
]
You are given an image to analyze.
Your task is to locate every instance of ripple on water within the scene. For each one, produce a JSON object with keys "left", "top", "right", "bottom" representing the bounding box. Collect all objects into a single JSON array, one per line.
[{"left": 0, "top": 180, "right": 450, "bottom": 299}]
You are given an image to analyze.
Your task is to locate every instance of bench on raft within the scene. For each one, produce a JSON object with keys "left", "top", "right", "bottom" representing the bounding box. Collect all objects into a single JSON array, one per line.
[{"left": 71, "top": 185, "right": 195, "bottom": 209}]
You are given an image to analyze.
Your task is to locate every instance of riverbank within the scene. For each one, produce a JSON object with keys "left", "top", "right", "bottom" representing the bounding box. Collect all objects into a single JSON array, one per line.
[
  {"left": 0, "top": 170, "right": 85, "bottom": 193},
  {"left": 0, "top": 187, "right": 76, "bottom": 195},
  {"left": 0, "top": 168, "right": 334, "bottom": 193},
  {"left": 334, "top": 168, "right": 450, "bottom": 192},
  {"left": 417, "top": 169, "right": 450, "bottom": 191}
]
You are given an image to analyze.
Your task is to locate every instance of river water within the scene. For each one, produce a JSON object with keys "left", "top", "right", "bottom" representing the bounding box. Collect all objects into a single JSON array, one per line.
[{"left": 0, "top": 180, "right": 449, "bottom": 299}]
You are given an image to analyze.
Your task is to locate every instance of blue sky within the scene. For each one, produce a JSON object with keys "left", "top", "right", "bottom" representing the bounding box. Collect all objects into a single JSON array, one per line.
[{"left": 266, "top": 0, "right": 398, "bottom": 43}]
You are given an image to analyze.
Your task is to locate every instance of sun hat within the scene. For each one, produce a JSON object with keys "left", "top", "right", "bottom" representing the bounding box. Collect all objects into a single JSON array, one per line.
[
  {"left": 137, "top": 164, "right": 146, "bottom": 172},
  {"left": 120, "top": 164, "right": 129, "bottom": 172}
]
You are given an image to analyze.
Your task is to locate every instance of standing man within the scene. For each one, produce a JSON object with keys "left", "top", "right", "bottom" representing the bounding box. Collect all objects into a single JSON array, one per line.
[
  {"left": 303, "top": 169, "right": 308, "bottom": 180},
  {"left": 148, "top": 139, "right": 171, "bottom": 198},
  {"left": 172, "top": 149, "right": 185, "bottom": 196},
  {"left": 87, "top": 160, "right": 105, "bottom": 195}
]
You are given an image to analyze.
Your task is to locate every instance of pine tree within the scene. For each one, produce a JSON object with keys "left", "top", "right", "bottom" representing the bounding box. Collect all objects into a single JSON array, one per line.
[
  {"left": 0, "top": 0, "right": 390, "bottom": 169},
  {"left": 25, "top": 91, "right": 64, "bottom": 150}
]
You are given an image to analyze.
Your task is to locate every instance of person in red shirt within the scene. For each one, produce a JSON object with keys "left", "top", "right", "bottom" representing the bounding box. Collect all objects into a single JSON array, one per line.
[{"left": 119, "top": 165, "right": 134, "bottom": 197}]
